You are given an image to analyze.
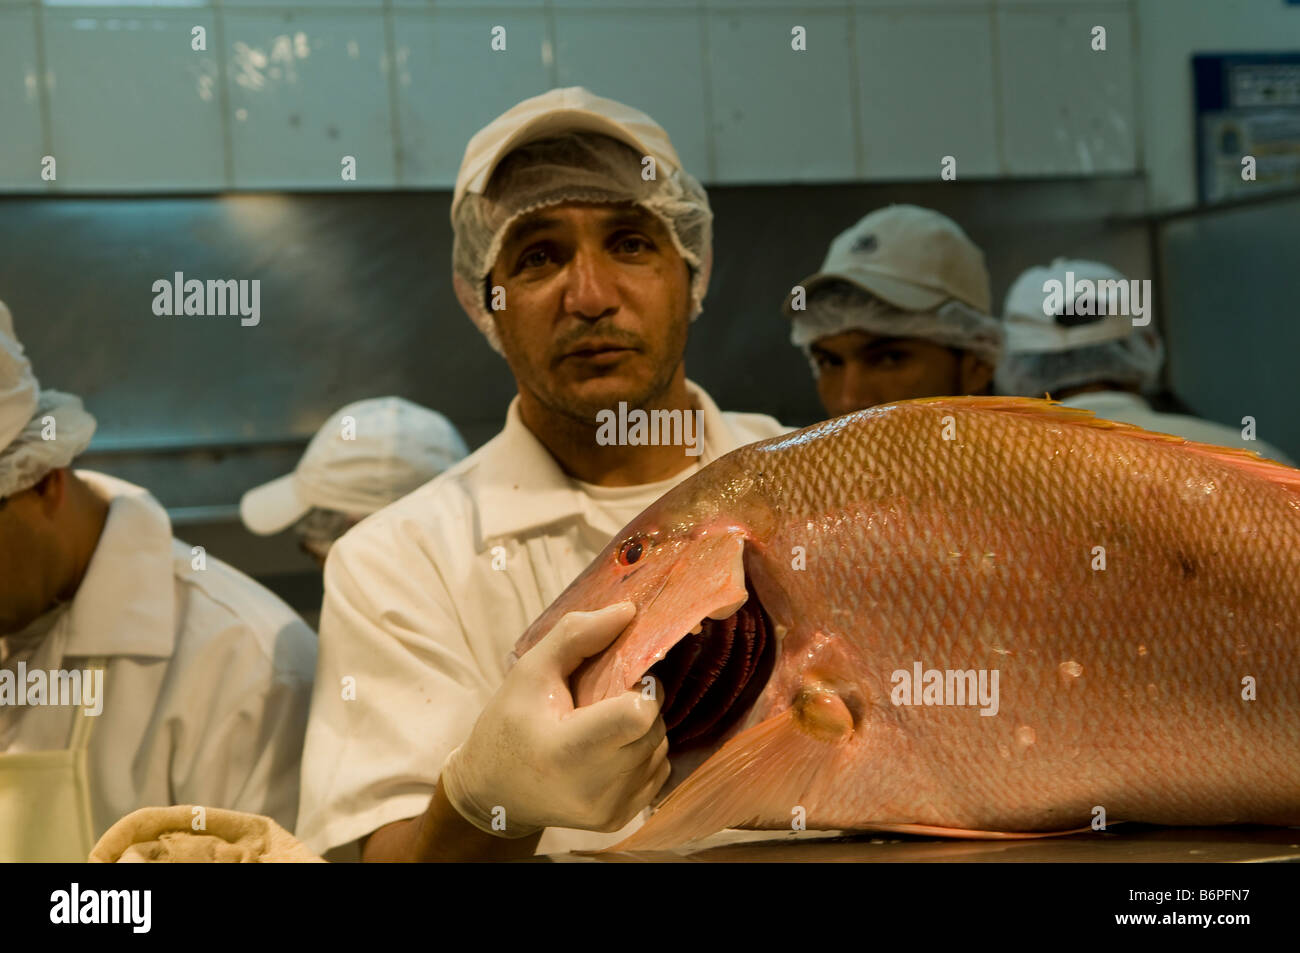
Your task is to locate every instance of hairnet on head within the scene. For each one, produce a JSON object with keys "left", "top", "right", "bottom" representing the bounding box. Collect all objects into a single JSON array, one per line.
[
  {"left": 292, "top": 507, "right": 354, "bottom": 549},
  {"left": 995, "top": 334, "right": 1165, "bottom": 397},
  {"left": 0, "top": 299, "right": 39, "bottom": 452},
  {"left": 789, "top": 279, "right": 1003, "bottom": 377},
  {"left": 0, "top": 389, "right": 98, "bottom": 498},
  {"left": 451, "top": 131, "right": 713, "bottom": 354},
  {"left": 995, "top": 259, "right": 1165, "bottom": 397}
]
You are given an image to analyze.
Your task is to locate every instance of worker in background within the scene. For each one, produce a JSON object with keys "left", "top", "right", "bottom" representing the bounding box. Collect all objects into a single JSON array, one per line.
[
  {"left": 240, "top": 396, "right": 469, "bottom": 567},
  {"left": 295, "top": 87, "right": 787, "bottom": 862},
  {"left": 784, "top": 205, "right": 1003, "bottom": 417},
  {"left": 996, "top": 258, "right": 1295, "bottom": 466},
  {"left": 0, "top": 301, "right": 317, "bottom": 862}
]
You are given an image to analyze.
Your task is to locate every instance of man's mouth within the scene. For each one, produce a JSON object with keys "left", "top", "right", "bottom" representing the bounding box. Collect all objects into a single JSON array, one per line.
[{"left": 562, "top": 343, "right": 638, "bottom": 361}]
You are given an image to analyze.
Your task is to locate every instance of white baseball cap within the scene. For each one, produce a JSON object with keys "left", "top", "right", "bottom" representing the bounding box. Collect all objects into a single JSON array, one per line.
[
  {"left": 1002, "top": 258, "right": 1139, "bottom": 352},
  {"left": 996, "top": 258, "right": 1164, "bottom": 396},
  {"left": 784, "top": 205, "right": 992, "bottom": 315},
  {"left": 240, "top": 397, "right": 468, "bottom": 536},
  {"left": 451, "top": 86, "right": 686, "bottom": 221}
]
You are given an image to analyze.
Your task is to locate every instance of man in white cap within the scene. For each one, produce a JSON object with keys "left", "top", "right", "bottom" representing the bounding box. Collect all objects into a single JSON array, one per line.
[
  {"left": 784, "top": 205, "right": 1003, "bottom": 417},
  {"left": 240, "top": 396, "right": 469, "bottom": 566},
  {"left": 997, "top": 258, "right": 1294, "bottom": 465},
  {"left": 296, "top": 88, "right": 787, "bottom": 861},
  {"left": 0, "top": 301, "right": 317, "bottom": 862}
]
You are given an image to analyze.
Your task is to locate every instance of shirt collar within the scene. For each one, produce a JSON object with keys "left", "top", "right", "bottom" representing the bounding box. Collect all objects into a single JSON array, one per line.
[
  {"left": 61, "top": 470, "right": 177, "bottom": 660},
  {"left": 469, "top": 379, "right": 743, "bottom": 547}
]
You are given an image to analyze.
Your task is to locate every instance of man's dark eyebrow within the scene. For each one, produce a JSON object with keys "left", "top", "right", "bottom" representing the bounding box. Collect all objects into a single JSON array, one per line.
[
  {"left": 861, "top": 335, "right": 908, "bottom": 350},
  {"left": 598, "top": 206, "right": 660, "bottom": 232},
  {"left": 503, "top": 215, "right": 562, "bottom": 249}
]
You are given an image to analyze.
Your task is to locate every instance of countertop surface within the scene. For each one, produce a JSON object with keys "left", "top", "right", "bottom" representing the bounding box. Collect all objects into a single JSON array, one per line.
[{"left": 540, "top": 825, "right": 1300, "bottom": 863}]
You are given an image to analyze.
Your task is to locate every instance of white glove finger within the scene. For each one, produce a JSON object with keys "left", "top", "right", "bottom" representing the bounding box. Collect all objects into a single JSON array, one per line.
[
  {"left": 610, "top": 756, "right": 674, "bottom": 832},
  {"left": 561, "top": 688, "right": 661, "bottom": 751},
  {"left": 526, "top": 603, "right": 636, "bottom": 681}
]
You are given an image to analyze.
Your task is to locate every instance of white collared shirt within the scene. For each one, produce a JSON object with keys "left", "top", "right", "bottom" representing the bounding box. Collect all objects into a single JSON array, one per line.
[
  {"left": 0, "top": 471, "right": 317, "bottom": 838},
  {"left": 1061, "top": 391, "right": 1295, "bottom": 467},
  {"left": 297, "top": 381, "right": 787, "bottom": 857}
]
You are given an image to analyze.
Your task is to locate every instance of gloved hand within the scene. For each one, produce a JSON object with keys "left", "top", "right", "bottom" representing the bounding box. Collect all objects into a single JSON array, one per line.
[{"left": 440, "top": 602, "right": 670, "bottom": 838}]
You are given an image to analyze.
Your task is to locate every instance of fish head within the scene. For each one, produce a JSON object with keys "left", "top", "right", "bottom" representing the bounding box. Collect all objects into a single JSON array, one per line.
[{"left": 513, "top": 458, "right": 780, "bottom": 750}]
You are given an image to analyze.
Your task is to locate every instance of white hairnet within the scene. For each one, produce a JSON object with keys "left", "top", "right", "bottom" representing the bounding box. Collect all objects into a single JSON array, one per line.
[
  {"left": 790, "top": 279, "right": 1003, "bottom": 377},
  {"left": 451, "top": 132, "right": 713, "bottom": 353},
  {"left": 995, "top": 333, "right": 1165, "bottom": 397},
  {"left": 292, "top": 507, "right": 354, "bottom": 549},
  {"left": 0, "top": 389, "right": 98, "bottom": 499},
  {"left": 0, "top": 300, "right": 97, "bottom": 498}
]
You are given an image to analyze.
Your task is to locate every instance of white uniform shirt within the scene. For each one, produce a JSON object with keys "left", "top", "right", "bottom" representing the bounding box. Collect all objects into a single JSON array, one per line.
[
  {"left": 0, "top": 471, "right": 317, "bottom": 838},
  {"left": 1062, "top": 391, "right": 1296, "bottom": 467},
  {"left": 297, "top": 381, "right": 787, "bottom": 857}
]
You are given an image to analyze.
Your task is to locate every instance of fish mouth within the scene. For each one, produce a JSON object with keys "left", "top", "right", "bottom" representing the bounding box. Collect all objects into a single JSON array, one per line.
[{"left": 646, "top": 582, "right": 777, "bottom": 751}]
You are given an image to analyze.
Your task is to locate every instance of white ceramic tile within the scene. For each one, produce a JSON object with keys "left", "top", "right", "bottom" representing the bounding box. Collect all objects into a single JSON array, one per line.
[
  {"left": 554, "top": 0, "right": 696, "bottom": 8},
  {"left": 0, "top": 7, "right": 46, "bottom": 192},
  {"left": 996, "top": 6, "right": 1137, "bottom": 175},
  {"left": 856, "top": 1, "right": 990, "bottom": 6},
  {"left": 998, "top": 0, "right": 1129, "bottom": 6},
  {"left": 392, "top": 0, "right": 544, "bottom": 8},
  {"left": 554, "top": 11, "right": 709, "bottom": 179},
  {"left": 707, "top": 11, "right": 856, "bottom": 182},
  {"left": 392, "top": 11, "right": 551, "bottom": 186},
  {"left": 224, "top": 10, "right": 395, "bottom": 188},
  {"left": 221, "top": 1, "right": 381, "bottom": 7},
  {"left": 705, "top": 0, "right": 846, "bottom": 7},
  {"left": 855, "top": 10, "right": 998, "bottom": 179},
  {"left": 42, "top": 8, "right": 225, "bottom": 190}
]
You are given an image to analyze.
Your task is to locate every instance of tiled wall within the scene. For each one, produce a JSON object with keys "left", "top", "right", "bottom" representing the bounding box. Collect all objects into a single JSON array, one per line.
[{"left": 0, "top": 0, "right": 1140, "bottom": 192}]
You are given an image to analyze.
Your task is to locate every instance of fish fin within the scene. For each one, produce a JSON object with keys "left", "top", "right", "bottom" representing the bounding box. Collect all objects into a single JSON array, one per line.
[
  {"left": 856, "top": 821, "right": 1105, "bottom": 840},
  {"left": 603, "top": 702, "right": 846, "bottom": 853},
  {"left": 909, "top": 395, "right": 1300, "bottom": 488}
]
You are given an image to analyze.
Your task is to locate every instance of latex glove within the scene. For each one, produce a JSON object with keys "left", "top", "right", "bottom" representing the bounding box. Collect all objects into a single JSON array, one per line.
[{"left": 440, "top": 602, "right": 669, "bottom": 838}]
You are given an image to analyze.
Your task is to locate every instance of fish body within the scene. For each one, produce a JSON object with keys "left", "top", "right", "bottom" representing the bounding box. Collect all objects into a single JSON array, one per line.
[{"left": 513, "top": 397, "right": 1300, "bottom": 850}]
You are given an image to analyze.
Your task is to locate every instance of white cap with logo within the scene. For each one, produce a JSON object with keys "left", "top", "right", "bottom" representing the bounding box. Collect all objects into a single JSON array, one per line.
[
  {"left": 996, "top": 258, "right": 1164, "bottom": 396},
  {"left": 783, "top": 205, "right": 1001, "bottom": 365},
  {"left": 787, "top": 204, "right": 992, "bottom": 315},
  {"left": 240, "top": 396, "right": 469, "bottom": 536}
]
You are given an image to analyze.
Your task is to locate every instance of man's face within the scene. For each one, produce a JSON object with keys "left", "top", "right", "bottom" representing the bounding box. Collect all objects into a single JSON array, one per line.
[
  {"left": 487, "top": 202, "right": 692, "bottom": 422},
  {"left": 0, "top": 480, "right": 65, "bottom": 635},
  {"left": 810, "top": 330, "right": 991, "bottom": 417}
]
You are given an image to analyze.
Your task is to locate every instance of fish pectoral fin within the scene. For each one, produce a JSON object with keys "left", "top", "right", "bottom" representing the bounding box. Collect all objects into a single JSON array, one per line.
[
  {"left": 601, "top": 689, "right": 853, "bottom": 854},
  {"left": 858, "top": 821, "right": 1105, "bottom": 840}
]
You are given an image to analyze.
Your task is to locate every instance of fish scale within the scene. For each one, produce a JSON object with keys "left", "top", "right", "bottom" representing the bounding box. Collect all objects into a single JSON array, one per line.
[{"left": 515, "top": 397, "right": 1300, "bottom": 850}]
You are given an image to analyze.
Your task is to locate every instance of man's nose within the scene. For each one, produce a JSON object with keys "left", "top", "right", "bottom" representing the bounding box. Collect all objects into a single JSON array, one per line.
[
  {"left": 562, "top": 248, "right": 620, "bottom": 321},
  {"left": 835, "top": 362, "right": 883, "bottom": 414}
]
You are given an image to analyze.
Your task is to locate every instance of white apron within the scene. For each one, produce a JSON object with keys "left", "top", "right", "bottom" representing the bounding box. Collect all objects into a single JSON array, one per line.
[{"left": 0, "top": 657, "right": 105, "bottom": 862}]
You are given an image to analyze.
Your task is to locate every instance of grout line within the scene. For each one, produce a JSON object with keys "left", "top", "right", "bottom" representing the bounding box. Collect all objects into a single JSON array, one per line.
[
  {"left": 382, "top": 0, "right": 404, "bottom": 185},
  {"left": 988, "top": 2, "right": 1007, "bottom": 175},
  {"left": 31, "top": 0, "right": 55, "bottom": 192},
  {"left": 699, "top": 1, "right": 717, "bottom": 182},
  {"left": 544, "top": 0, "right": 559, "bottom": 89},
  {"left": 846, "top": 4, "right": 864, "bottom": 178},
  {"left": 1128, "top": 0, "right": 1144, "bottom": 181},
  {"left": 212, "top": 4, "right": 236, "bottom": 188}
]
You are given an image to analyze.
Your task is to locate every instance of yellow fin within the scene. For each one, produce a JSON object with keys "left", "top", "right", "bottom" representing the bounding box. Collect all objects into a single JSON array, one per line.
[{"left": 905, "top": 395, "right": 1300, "bottom": 492}]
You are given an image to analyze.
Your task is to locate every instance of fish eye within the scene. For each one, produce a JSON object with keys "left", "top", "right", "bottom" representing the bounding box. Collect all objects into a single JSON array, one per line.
[{"left": 617, "top": 537, "right": 646, "bottom": 566}]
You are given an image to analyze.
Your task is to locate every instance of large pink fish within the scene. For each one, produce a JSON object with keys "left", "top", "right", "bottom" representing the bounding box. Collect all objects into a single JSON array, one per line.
[{"left": 513, "top": 397, "right": 1300, "bottom": 850}]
